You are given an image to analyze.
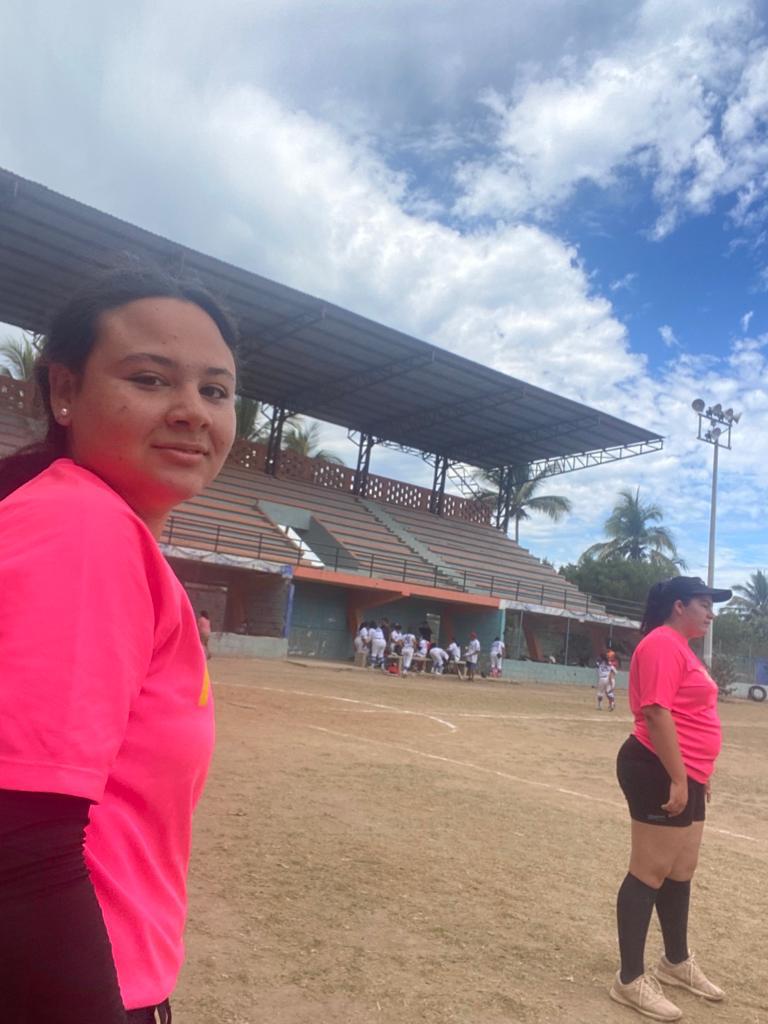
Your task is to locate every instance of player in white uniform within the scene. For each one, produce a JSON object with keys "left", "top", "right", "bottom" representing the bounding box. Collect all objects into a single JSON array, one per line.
[
  {"left": 354, "top": 622, "right": 369, "bottom": 656},
  {"left": 446, "top": 640, "right": 461, "bottom": 663},
  {"left": 429, "top": 645, "right": 448, "bottom": 674},
  {"left": 400, "top": 632, "right": 416, "bottom": 675},
  {"left": 389, "top": 625, "right": 402, "bottom": 653},
  {"left": 596, "top": 655, "right": 616, "bottom": 709},
  {"left": 465, "top": 632, "right": 481, "bottom": 681},
  {"left": 369, "top": 623, "right": 387, "bottom": 670},
  {"left": 489, "top": 637, "right": 505, "bottom": 677}
]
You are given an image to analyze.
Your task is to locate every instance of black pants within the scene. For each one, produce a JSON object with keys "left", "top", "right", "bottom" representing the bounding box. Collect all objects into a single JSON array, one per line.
[{"left": 126, "top": 1000, "right": 172, "bottom": 1023}]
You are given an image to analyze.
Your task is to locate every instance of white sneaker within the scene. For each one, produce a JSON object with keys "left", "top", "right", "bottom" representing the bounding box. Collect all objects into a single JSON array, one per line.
[
  {"left": 609, "top": 971, "right": 682, "bottom": 1021},
  {"left": 653, "top": 953, "right": 725, "bottom": 1001}
]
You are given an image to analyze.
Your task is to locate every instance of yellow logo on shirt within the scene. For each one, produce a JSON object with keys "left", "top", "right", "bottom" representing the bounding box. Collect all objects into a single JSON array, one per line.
[{"left": 198, "top": 666, "right": 211, "bottom": 707}]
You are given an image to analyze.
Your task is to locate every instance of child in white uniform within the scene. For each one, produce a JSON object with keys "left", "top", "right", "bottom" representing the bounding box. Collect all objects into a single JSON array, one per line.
[
  {"left": 448, "top": 634, "right": 460, "bottom": 667},
  {"left": 400, "top": 632, "right": 416, "bottom": 675},
  {"left": 489, "top": 637, "right": 505, "bottom": 677},
  {"left": 389, "top": 625, "right": 402, "bottom": 653},
  {"left": 465, "top": 633, "right": 481, "bottom": 681},
  {"left": 596, "top": 655, "right": 616, "bottom": 710},
  {"left": 369, "top": 623, "right": 387, "bottom": 670},
  {"left": 354, "top": 623, "right": 369, "bottom": 656},
  {"left": 429, "top": 645, "right": 448, "bottom": 674}
]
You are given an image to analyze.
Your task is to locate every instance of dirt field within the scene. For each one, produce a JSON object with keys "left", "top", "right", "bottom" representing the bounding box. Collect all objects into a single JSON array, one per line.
[{"left": 173, "top": 658, "right": 768, "bottom": 1024}]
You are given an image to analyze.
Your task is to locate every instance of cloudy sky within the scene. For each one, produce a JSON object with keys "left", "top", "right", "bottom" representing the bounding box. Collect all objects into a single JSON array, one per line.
[{"left": 2, "top": 0, "right": 767, "bottom": 586}]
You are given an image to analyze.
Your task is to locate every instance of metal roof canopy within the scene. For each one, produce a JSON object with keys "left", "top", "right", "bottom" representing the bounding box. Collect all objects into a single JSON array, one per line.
[{"left": 0, "top": 168, "right": 662, "bottom": 475}]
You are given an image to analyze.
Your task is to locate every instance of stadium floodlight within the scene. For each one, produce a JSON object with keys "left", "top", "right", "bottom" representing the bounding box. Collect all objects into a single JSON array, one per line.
[{"left": 691, "top": 396, "right": 740, "bottom": 667}]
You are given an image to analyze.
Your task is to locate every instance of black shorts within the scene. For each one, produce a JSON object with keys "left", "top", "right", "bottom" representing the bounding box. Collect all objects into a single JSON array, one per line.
[{"left": 617, "top": 735, "right": 706, "bottom": 828}]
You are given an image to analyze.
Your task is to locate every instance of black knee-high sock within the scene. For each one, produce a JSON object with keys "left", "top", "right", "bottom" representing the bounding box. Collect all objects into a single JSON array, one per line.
[
  {"left": 655, "top": 878, "right": 690, "bottom": 965},
  {"left": 617, "top": 873, "right": 659, "bottom": 984}
]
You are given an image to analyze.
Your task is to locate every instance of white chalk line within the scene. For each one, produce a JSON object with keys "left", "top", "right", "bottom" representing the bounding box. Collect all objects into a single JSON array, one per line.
[
  {"left": 306, "top": 725, "right": 762, "bottom": 847},
  {"left": 454, "top": 712, "right": 633, "bottom": 723},
  {"left": 214, "top": 682, "right": 762, "bottom": 846},
  {"left": 215, "top": 681, "right": 457, "bottom": 732}
]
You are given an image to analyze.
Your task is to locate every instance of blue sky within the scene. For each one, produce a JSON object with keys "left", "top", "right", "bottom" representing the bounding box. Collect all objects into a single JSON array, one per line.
[{"left": 1, "top": 0, "right": 767, "bottom": 589}]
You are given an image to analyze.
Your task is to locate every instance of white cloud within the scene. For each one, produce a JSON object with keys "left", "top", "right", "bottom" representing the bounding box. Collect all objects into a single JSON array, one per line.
[
  {"left": 741, "top": 310, "right": 754, "bottom": 332},
  {"left": 453, "top": 0, "right": 768, "bottom": 237},
  {"left": 0, "top": 0, "right": 766, "bottom": 588},
  {"left": 658, "top": 325, "right": 679, "bottom": 348},
  {"left": 610, "top": 272, "right": 638, "bottom": 292}
]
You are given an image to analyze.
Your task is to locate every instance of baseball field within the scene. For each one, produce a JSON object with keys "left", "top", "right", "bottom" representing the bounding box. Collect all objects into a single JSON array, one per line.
[{"left": 174, "top": 658, "right": 768, "bottom": 1024}]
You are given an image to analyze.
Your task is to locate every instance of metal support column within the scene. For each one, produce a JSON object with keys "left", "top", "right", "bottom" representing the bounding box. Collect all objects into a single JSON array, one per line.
[
  {"left": 428, "top": 455, "right": 450, "bottom": 516},
  {"left": 264, "top": 405, "right": 290, "bottom": 476},
  {"left": 352, "top": 433, "right": 376, "bottom": 496}
]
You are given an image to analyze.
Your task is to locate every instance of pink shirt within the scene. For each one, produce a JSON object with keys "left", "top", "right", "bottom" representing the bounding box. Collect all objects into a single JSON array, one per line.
[
  {"left": 0, "top": 459, "right": 215, "bottom": 1009},
  {"left": 630, "top": 625, "right": 721, "bottom": 783}
]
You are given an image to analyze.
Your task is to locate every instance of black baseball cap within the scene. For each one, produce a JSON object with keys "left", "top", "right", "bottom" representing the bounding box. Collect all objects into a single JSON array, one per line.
[{"left": 663, "top": 576, "right": 732, "bottom": 603}]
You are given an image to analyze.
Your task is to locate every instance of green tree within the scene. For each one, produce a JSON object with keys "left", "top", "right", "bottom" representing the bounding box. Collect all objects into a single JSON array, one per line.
[
  {"left": 584, "top": 487, "right": 682, "bottom": 570},
  {"left": 727, "top": 570, "right": 768, "bottom": 621},
  {"left": 282, "top": 419, "right": 344, "bottom": 464},
  {"left": 559, "top": 555, "right": 673, "bottom": 618},
  {"left": 0, "top": 332, "right": 44, "bottom": 380},
  {"left": 234, "top": 396, "right": 267, "bottom": 442},
  {"left": 712, "top": 610, "right": 767, "bottom": 659},
  {"left": 479, "top": 465, "right": 572, "bottom": 543},
  {"left": 234, "top": 399, "right": 301, "bottom": 443}
]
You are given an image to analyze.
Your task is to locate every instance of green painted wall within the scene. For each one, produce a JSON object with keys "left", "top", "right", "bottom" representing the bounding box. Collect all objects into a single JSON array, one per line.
[{"left": 288, "top": 580, "right": 350, "bottom": 660}]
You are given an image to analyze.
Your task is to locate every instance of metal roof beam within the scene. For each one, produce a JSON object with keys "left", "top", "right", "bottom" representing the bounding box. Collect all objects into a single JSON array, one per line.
[
  {"left": 245, "top": 308, "right": 327, "bottom": 352},
  {"left": 522, "top": 439, "right": 664, "bottom": 479},
  {"left": 458, "top": 413, "right": 607, "bottom": 465},
  {"left": 366, "top": 384, "right": 526, "bottom": 436},
  {"left": 281, "top": 351, "right": 435, "bottom": 413}
]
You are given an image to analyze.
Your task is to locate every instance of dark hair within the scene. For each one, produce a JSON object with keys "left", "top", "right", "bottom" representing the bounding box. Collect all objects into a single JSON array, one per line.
[
  {"left": 200, "top": 610, "right": 209, "bottom": 618},
  {"left": 640, "top": 581, "right": 692, "bottom": 635},
  {"left": 0, "top": 263, "right": 238, "bottom": 500}
]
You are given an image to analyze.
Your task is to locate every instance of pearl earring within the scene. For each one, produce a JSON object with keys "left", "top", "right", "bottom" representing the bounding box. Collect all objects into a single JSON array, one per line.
[{"left": 60, "top": 407, "right": 69, "bottom": 419}]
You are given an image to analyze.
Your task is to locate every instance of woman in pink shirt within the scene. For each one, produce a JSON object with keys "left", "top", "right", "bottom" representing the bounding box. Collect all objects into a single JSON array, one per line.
[
  {"left": 610, "top": 577, "right": 732, "bottom": 1021},
  {"left": 0, "top": 267, "right": 238, "bottom": 1022}
]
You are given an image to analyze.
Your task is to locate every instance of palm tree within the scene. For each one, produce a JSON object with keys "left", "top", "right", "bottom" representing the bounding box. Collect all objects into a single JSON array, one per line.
[
  {"left": 479, "top": 464, "right": 572, "bottom": 543},
  {"left": 0, "top": 332, "right": 44, "bottom": 379},
  {"left": 234, "top": 396, "right": 268, "bottom": 442},
  {"left": 282, "top": 419, "right": 344, "bottom": 465},
  {"left": 728, "top": 570, "right": 768, "bottom": 621},
  {"left": 584, "top": 487, "right": 682, "bottom": 569}
]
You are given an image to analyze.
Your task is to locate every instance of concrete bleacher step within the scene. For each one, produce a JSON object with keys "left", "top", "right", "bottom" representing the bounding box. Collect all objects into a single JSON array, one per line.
[{"left": 359, "top": 497, "right": 469, "bottom": 591}]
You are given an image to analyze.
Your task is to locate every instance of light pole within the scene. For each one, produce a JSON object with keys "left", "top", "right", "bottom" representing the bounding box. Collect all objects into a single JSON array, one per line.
[{"left": 691, "top": 399, "right": 740, "bottom": 666}]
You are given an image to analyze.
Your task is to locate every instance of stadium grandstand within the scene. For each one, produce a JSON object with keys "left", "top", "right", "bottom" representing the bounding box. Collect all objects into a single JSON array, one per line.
[{"left": 0, "top": 168, "right": 663, "bottom": 667}]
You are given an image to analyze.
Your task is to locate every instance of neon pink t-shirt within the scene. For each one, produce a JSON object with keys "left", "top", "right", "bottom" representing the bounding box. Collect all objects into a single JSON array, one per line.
[
  {"left": 0, "top": 459, "right": 215, "bottom": 1009},
  {"left": 630, "top": 625, "right": 721, "bottom": 783}
]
